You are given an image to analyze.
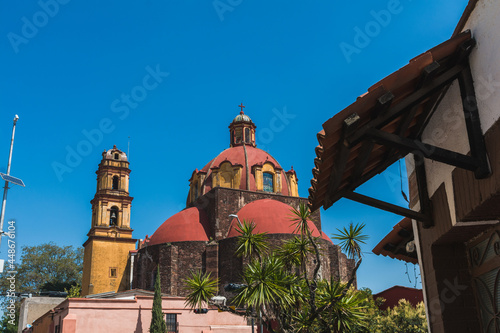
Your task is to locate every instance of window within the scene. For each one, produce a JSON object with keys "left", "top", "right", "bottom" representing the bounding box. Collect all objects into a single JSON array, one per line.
[
  {"left": 245, "top": 128, "right": 250, "bottom": 143},
  {"left": 235, "top": 128, "right": 242, "bottom": 143},
  {"left": 263, "top": 172, "right": 273, "bottom": 192},
  {"left": 110, "top": 206, "right": 119, "bottom": 226},
  {"left": 114, "top": 153, "right": 119, "bottom": 160},
  {"left": 112, "top": 176, "right": 119, "bottom": 190},
  {"left": 165, "top": 313, "right": 178, "bottom": 333},
  {"left": 110, "top": 268, "right": 117, "bottom": 278}
]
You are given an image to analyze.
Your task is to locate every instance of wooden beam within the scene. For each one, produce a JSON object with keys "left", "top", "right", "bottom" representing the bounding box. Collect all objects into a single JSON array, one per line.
[
  {"left": 457, "top": 63, "right": 491, "bottom": 179},
  {"left": 346, "top": 62, "right": 467, "bottom": 147},
  {"left": 324, "top": 113, "right": 359, "bottom": 208},
  {"left": 366, "top": 128, "right": 479, "bottom": 172},
  {"left": 414, "top": 154, "right": 433, "bottom": 228},
  {"left": 343, "top": 191, "right": 430, "bottom": 223},
  {"left": 324, "top": 151, "right": 403, "bottom": 209}
]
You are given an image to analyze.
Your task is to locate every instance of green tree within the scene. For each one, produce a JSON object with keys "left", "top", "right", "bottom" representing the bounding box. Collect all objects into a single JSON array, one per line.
[
  {"left": 350, "top": 288, "right": 428, "bottom": 333},
  {"left": 0, "top": 311, "right": 17, "bottom": 333},
  {"left": 65, "top": 283, "right": 81, "bottom": 298},
  {"left": 372, "top": 299, "right": 427, "bottom": 333},
  {"left": 0, "top": 242, "right": 82, "bottom": 329},
  {"left": 149, "top": 266, "right": 167, "bottom": 333},
  {"left": 0, "top": 242, "right": 83, "bottom": 295}
]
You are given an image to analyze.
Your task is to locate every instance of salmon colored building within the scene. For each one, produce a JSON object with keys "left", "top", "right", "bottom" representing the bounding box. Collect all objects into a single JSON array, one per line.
[{"left": 24, "top": 290, "right": 250, "bottom": 333}]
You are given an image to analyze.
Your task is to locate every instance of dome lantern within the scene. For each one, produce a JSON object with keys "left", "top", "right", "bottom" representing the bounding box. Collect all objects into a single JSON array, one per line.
[{"left": 229, "top": 103, "right": 256, "bottom": 147}]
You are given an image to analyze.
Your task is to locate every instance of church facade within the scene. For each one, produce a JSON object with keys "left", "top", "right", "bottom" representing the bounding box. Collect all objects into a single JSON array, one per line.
[{"left": 82, "top": 109, "right": 354, "bottom": 298}]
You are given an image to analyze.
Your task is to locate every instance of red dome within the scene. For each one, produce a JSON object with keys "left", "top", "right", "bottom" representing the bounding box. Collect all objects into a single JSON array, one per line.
[
  {"left": 226, "top": 199, "right": 332, "bottom": 243},
  {"left": 149, "top": 207, "right": 210, "bottom": 245},
  {"left": 198, "top": 146, "right": 290, "bottom": 195}
]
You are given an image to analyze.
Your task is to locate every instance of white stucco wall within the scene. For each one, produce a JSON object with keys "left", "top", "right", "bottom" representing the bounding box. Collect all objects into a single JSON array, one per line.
[{"left": 406, "top": 0, "right": 500, "bottom": 225}]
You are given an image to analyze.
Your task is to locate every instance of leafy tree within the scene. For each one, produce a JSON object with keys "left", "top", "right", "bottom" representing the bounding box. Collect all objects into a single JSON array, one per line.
[
  {"left": 351, "top": 288, "right": 428, "bottom": 333},
  {"left": 0, "top": 311, "right": 17, "bottom": 333},
  {"left": 65, "top": 283, "right": 81, "bottom": 298},
  {"left": 0, "top": 242, "right": 82, "bottom": 329},
  {"left": 371, "top": 299, "right": 427, "bottom": 333},
  {"left": 149, "top": 266, "right": 167, "bottom": 333},
  {"left": 185, "top": 203, "right": 369, "bottom": 332},
  {"left": 0, "top": 242, "right": 83, "bottom": 295}
]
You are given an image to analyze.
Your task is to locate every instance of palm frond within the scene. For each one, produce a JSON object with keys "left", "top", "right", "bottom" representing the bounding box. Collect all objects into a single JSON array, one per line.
[
  {"left": 331, "top": 222, "right": 368, "bottom": 260},
  {"left": 184, "top": 270, "right": 219, "bottom": 310}
]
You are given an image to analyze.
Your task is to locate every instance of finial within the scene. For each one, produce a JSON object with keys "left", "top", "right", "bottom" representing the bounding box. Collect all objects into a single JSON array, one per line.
[
  {"left": 113, "top": 145, "right": 117, "bottom": 149},
  {"left": 238, "top": 102, "right": 245, "bottom": 114}
]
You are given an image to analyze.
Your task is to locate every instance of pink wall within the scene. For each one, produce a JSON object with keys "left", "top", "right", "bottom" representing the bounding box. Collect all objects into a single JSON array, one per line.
[{"left": 51, "top": 296, "right": 251, "bottom": 333}]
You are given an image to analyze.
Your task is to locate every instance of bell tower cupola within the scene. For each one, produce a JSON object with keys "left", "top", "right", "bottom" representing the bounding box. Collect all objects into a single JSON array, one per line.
[
  {"left": 81, "top": 145, "right": 137, "bottom": 297},
  {"left": 229, "top": 103, "right": 256, "bottom": 147}
]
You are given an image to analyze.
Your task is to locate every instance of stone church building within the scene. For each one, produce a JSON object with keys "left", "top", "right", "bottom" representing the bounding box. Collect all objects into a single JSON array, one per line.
[{"left": 81, "top": 109, "right": 354, "bottom": 298}]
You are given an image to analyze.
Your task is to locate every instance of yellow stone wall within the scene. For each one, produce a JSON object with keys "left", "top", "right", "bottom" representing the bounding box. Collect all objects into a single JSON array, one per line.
[{"left": 81, "top": 235, "right": 135, "bottom": 296}]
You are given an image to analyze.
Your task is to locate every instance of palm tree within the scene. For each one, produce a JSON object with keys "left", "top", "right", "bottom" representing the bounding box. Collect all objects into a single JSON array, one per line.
[
  {"left": 234, "top": 219, "right": 269, "bottom": 261},
  {"left": 332, "top": 223, "right": 368, "bottom": 290},
  {"left": 276, "top": 236, "right": 314, "bottom": 273},
  {"left": 184, "top": 270, "right": 218, "bottom": 310},
  {"left": 332, "top": 223, "right": 368, "bottom": 261}
]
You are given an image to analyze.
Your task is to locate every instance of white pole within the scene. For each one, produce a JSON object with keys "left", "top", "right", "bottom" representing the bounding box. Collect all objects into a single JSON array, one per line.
[{"left": 0, "top": 115, "right": 19, "bottom": 242}]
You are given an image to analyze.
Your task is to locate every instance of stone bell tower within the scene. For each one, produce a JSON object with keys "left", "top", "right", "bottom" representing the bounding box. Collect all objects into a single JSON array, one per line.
[{"left": 81, "top": 145, "right": 136, "bottom": 296}]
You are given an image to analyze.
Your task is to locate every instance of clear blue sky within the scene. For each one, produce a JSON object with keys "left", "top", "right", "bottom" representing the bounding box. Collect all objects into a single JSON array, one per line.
[{"left": 0, "top": 0, "right": 468, "bottom": 293}]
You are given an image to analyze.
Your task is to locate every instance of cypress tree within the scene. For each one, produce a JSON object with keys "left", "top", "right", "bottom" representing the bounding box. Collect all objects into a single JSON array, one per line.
[{"left": 150, "top": 266, "right": 167, "bottom": 333}]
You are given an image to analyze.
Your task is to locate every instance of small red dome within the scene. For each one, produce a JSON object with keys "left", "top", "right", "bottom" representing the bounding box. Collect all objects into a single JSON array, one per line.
[
  {"left": 149, "top": 207, "right": 210, "bottom": 245},
  {"left": 227, "top": 199, "right": 332, "bottom": 243}
]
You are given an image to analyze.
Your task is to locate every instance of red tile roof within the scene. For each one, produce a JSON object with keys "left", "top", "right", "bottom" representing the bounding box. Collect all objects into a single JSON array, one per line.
[
  {"left": 372, "top": 217, "right": 417, "bottom": 264},
  {"left": 308, "top": 30, "right": 473, "bottom": 212}
]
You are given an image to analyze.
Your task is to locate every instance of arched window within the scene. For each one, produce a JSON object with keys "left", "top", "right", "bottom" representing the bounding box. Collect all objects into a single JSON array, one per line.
[
  {"left": 245, "top": 128, "right": 250, "bottom": 144},
  {"left": 235, "top": 128, "right": 242, "bottom": 143},
  {"left": 110, "top": 206, "right": 119, "bottom": 226},
  {"left": 114, "top": 153, "right": 119, "bottom": 160},
  {"left": 112, "top": 176, "right": 119, "bottom": 190},
  {"left": 263, "top": 172, "right": 273, "bottom": 192}
]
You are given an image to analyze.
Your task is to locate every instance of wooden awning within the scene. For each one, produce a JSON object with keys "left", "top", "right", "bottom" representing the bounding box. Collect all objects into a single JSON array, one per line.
[
  {"left": 308, "top": 30, "right": 490, "bottom": 226},
  {"left": 372, "top": 217, "right": 417, "bottom": 264}
]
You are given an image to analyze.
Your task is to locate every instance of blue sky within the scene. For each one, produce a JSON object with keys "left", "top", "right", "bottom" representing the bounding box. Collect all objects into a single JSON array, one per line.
[{"left": 0, "top": 0, "right": 468, "bottom": 293}]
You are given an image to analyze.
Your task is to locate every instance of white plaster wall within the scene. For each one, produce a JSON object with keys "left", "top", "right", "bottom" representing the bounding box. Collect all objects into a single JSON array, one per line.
[
  {"left": 464, "top": 0, "right": 500, "bottom": 132},
  {"left": 408, "top": 0, "right": 500, "bottom": 224}
]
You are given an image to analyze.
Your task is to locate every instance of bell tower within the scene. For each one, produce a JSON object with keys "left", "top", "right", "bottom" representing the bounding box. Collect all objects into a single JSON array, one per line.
[{"left": 81, "top": 145, "right": 136, "bottom": 296}]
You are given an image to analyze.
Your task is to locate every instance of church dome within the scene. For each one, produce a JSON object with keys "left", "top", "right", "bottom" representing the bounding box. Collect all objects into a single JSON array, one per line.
[
  {"left": 233, "top": 111, "right": 252, "bottom": 123},
  {"left": 103, "top": 145, "right": 128, "bottom": 162},
  {"left": 226, "top": 199, "right": 332, "bottom": 243},
  {"left": 148, "top": 207, "right": 210, "bottom": 245},
  {"left": 186, "top": 106, "right": 300, "bottom": 204}
]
